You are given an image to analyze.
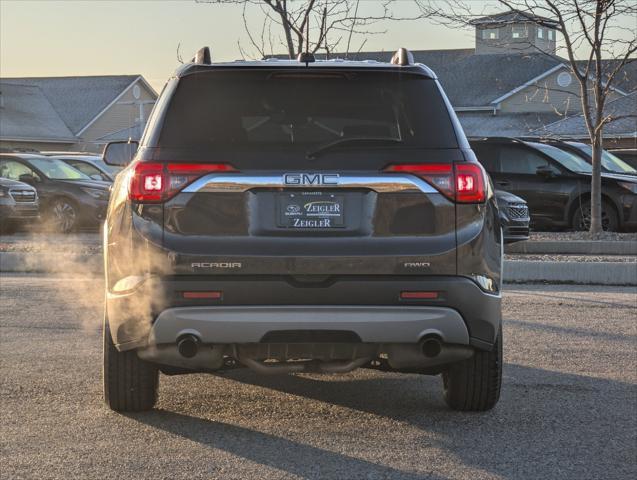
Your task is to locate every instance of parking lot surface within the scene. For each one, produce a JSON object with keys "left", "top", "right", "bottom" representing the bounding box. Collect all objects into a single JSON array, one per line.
[{"left": 1, "top": 275, "right": 636, "bottom": 479}]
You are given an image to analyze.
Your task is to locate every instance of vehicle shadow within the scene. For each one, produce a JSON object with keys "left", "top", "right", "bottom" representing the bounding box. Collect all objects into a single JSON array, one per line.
[
  {"left": 214, "top": 362, "right": 636, "bottom": 479},
  {"left": 129, "top": 362, "right": 636, "bottom": 479},
  {"left": 126, "top": 409, "right": 440, "bottom": 480}
]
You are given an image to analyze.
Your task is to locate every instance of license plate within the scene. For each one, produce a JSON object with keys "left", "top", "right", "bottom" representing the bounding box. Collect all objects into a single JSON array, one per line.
[{"left": 277, "top": 193, "right": 345, "bottom": 228}]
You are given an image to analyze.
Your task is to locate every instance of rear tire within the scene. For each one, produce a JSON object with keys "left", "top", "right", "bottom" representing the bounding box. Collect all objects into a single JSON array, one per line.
[
  {"left": 103, "top": 313, "right": 158, "bottom": 412},
  {"left": 442, "top": 327, "right": 502, "bottom": 411}
]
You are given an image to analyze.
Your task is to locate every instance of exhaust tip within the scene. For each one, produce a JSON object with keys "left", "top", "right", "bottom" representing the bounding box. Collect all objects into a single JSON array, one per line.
[
  {"left": 177, "top": 334, "right": 199, "bottom": 358},
  {"left": 422, "top": 338, "right": 442, "bottom": 358}
]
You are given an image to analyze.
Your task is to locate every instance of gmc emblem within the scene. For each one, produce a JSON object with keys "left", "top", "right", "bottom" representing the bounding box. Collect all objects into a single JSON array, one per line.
[{"left": 283, "top": 173, "right": 339, "bottom": 186}]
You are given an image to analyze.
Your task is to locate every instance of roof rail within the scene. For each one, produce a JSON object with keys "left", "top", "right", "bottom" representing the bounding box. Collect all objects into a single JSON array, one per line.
[
  {"left": 390, "top": 48, "right": 414, "bottom": 66},
  {"left": 297, "top": 52, "right": 315, "bottom": 63},
  {"left": 192, "top": 46, "right": 212, "bottom": 65}
]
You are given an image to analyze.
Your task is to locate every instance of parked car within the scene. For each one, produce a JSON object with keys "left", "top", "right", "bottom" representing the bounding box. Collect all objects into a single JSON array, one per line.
[
  {"left": 470, "top": 137, "right": 637, "bottom": 231},
  {"left": 0, "top": 153, "right": 110, "bottom": 232},
  {"left": 609, "top": 149, "right": 637, "bottom": 170},
  {"left": 495, "top": 190, "right": 530, "bottom": 243},
  {"left": 0, "top": 177, "right": 39, "bottom": 233},
  {"left": 41, "top": 152, "right": 123, "bottom": 182},
  {"left": 101, "top": 47, "right": 503, "bottom": 413},
  {"left": 530, "top": 139, "right": 637, "bottom": 177}
]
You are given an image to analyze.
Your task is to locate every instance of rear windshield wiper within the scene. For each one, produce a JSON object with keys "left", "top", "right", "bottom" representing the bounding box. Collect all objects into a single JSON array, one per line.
[{"left": 306, "top": 136, "right": 403, "bottom": 159}]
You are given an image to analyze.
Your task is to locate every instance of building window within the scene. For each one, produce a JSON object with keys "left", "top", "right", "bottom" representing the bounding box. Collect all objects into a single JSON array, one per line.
[
  {"left": 548, "top": 29, "right": 555, "bottom": 40},
  {"left": 482, "top": 28, "right": 499, "bottom": 40},
  {"left": 557, "top": 71, "right": 573, "bottom": 87},
  {"left": 512, "top": 25, "right": 528, "bottom": 39},
  {"left": 537, "top": 27, "right": 544, "bottom": 39}
]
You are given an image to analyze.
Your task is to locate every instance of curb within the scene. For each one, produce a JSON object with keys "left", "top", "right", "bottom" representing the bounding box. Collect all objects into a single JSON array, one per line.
[
  {"left": 505, "top": 240, "right": 637, "bottom": 255},
  {"left": 504, "top": 260, "right": 637, "bottom": 285},
  {"left": 2, "top": 252, "right": 636, "bottom": 285}
]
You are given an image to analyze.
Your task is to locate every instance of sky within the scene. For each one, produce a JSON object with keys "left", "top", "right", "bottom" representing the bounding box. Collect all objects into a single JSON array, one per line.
[{"left": 1, "top": 0, "right": 635, "bottom": 92}]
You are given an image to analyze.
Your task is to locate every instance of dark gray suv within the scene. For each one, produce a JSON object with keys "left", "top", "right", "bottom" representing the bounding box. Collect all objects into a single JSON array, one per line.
[{"left": 102, "top": 48, "right": 503, "bottom": 412}]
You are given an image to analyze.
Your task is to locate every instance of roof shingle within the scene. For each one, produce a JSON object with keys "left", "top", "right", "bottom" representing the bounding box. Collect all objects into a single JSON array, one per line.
[
  {"left": 534, "top": 92, "right": 637, "bottom": 138},
  {"left": 1, "top": 75, "right": 139, "bottom": 134},
  {"left": 0, "top": 83, "right": 76, "bottom": 142}
]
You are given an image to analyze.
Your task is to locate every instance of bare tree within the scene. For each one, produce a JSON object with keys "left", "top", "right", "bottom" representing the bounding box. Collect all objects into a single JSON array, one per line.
[
  {"left": 417, "top": 0, "right": 636, "bottom": 234},
  {"left": 197, "top": 0, "right": 424, "bottom": 59}
]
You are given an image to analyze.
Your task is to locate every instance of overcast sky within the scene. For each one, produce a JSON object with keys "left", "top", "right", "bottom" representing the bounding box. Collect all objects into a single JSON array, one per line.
[{"left": 1, "top": 0, "right": 635, "bottom": 92}]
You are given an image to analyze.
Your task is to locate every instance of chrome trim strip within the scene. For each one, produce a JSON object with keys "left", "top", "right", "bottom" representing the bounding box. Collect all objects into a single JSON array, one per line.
[{"left": 183, "top": 173, "right": 437, "bottom": 194}]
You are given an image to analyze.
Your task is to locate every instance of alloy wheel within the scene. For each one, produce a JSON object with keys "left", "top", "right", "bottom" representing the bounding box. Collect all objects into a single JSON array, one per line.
[{"left": 51, "top": 200, "right": 77, "bottom": 233}]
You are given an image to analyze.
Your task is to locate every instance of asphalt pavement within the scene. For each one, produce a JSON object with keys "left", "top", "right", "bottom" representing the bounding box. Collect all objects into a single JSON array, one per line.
[{"left": 1, "top": 275, "right": 636, "bottom": 479}]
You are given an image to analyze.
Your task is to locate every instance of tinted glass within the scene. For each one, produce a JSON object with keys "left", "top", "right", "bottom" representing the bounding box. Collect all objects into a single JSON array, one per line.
[
  {"left": 28, "top": 158, "right": 91, "bottom": 180},
  {"left": 159, "top": 71, "right": 458, "bottom": 157},
  {"left": 498, "top": 146, "right": 550, "bottom": 174},
  {"left": 470, "top": 143, "right": 500, "bottom": 172},
  {"left": 0, "top": 160, "right": 42, "bottom": 182},
  {"left": 532, "top": 143, "right": 591, "bottom": 173},
  {"left": 570, "top": 143, "right": 636, "bottom": 174},
  {"left": 94, "top": 159, "right": 123, "bottom": 176},
  {"left": 66, "top": 160, "right": 104, "bottom": 178}
]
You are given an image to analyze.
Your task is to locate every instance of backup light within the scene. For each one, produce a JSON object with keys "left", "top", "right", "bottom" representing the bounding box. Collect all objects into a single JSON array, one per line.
[
  {"left": 144, "top": 174, "right": 162, "bottom": 191},
  {"left": 129, "top": 162, "right": 237, "bottom": 202}
]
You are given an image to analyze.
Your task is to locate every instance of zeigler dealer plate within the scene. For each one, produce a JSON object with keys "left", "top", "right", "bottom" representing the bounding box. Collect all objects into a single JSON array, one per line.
[{"left": 277, "top": 192, "right": 345, "bottom": 228}]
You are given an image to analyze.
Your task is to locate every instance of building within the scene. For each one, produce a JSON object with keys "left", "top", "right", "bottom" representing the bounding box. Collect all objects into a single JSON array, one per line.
[
  {"left": 534, "top": 92, "right": 637, "bottom": 149},
  {"left": 471, "top": 10, "right": 558, "bottom": 55},
  {"left": 305, "top": 11, "right": 635, "bottom": 140},
  {"left": 0, "top": 75, "right": 157, "bottom": 153}
]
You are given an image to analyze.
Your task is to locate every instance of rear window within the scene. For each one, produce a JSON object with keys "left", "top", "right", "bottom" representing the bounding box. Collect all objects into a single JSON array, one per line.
[{"left": 158, "top": 70, "right": 458, "bottom": 157}]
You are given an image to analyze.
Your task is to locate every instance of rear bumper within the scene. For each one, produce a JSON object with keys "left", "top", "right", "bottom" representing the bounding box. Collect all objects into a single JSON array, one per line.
[
  {"left": 148, "top": 305, "right": 470, "bottom": 345},
  {"left": 107, "top": 275, "right": 501, "bottom": 352}
]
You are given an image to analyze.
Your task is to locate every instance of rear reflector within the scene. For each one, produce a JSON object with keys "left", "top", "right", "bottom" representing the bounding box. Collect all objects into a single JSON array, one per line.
[
  {"left": 129, "top": 162, "right": 237, "bottom": 202},
  {"left": 383, "top": 162, "right": 486, "bottom": 203},
  {"left": 400, "top": 291, "right": 439, "bottom": 300},
  {"left": 182, "top": 291, "right": 223, "bottom": 299}
]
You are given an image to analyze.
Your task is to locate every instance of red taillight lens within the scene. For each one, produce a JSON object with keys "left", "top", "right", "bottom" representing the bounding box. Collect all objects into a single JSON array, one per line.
[
  {"left": 454, "top": 163, "right": 486, "bottom": 203},
  {"left": 129, "top": 162, "right": 237, "bottom": 202},
  {"left": 182, "top": 291, "right": 222, "bottom": 299},
  {"left": 400, "top": 291, "right": 439, "bottom": 300},
  {"left": 383, "top": 162, "right": 486, "bottom": 203}
]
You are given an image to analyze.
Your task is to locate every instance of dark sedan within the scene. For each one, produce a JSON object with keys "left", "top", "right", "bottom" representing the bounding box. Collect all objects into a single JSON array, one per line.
[
  {"left": 471, "top": 138, "right": 637, "bottom": 232},
  {"left": 0, "top": 153, "right": 110, "bottom": 232},
  {"left": 0, "top": 178, "right": 39, "bottom": 233}
]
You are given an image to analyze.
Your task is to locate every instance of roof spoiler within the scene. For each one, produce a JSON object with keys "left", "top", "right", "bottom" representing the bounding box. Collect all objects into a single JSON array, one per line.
[
  {"left": 192, "top": 46, "right": 212, "bottom": 65},
  {"left": 390, "top": 48, "right": 414, "bottom": 66}
]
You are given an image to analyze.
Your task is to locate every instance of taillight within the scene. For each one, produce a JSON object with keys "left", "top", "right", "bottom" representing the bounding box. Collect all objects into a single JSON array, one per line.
[
  {"left": 129, "top": 162, "right": 237, "bottom": 202},
  {"left": 454, "top": 163, "right": 486, "bottom": 203},
  {"left": 383, "top": 162, "right": 486, "bottom": 203}
]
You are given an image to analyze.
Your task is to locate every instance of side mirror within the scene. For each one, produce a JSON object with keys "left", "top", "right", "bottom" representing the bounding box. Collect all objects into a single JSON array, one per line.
[
  {"left": 536, "top": 165, "right": 556, "bottom": 179},
  {"left": 18, "top": 173, "right": 38, "bottom": 185},
  {"left": 103, "top": 141, "right": 138, "bottom": 167}
]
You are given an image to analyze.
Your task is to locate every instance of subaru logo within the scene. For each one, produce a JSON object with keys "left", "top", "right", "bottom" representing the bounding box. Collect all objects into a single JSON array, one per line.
[{"left": 283, "top": 173, "right": 339, "bottom": 186}]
